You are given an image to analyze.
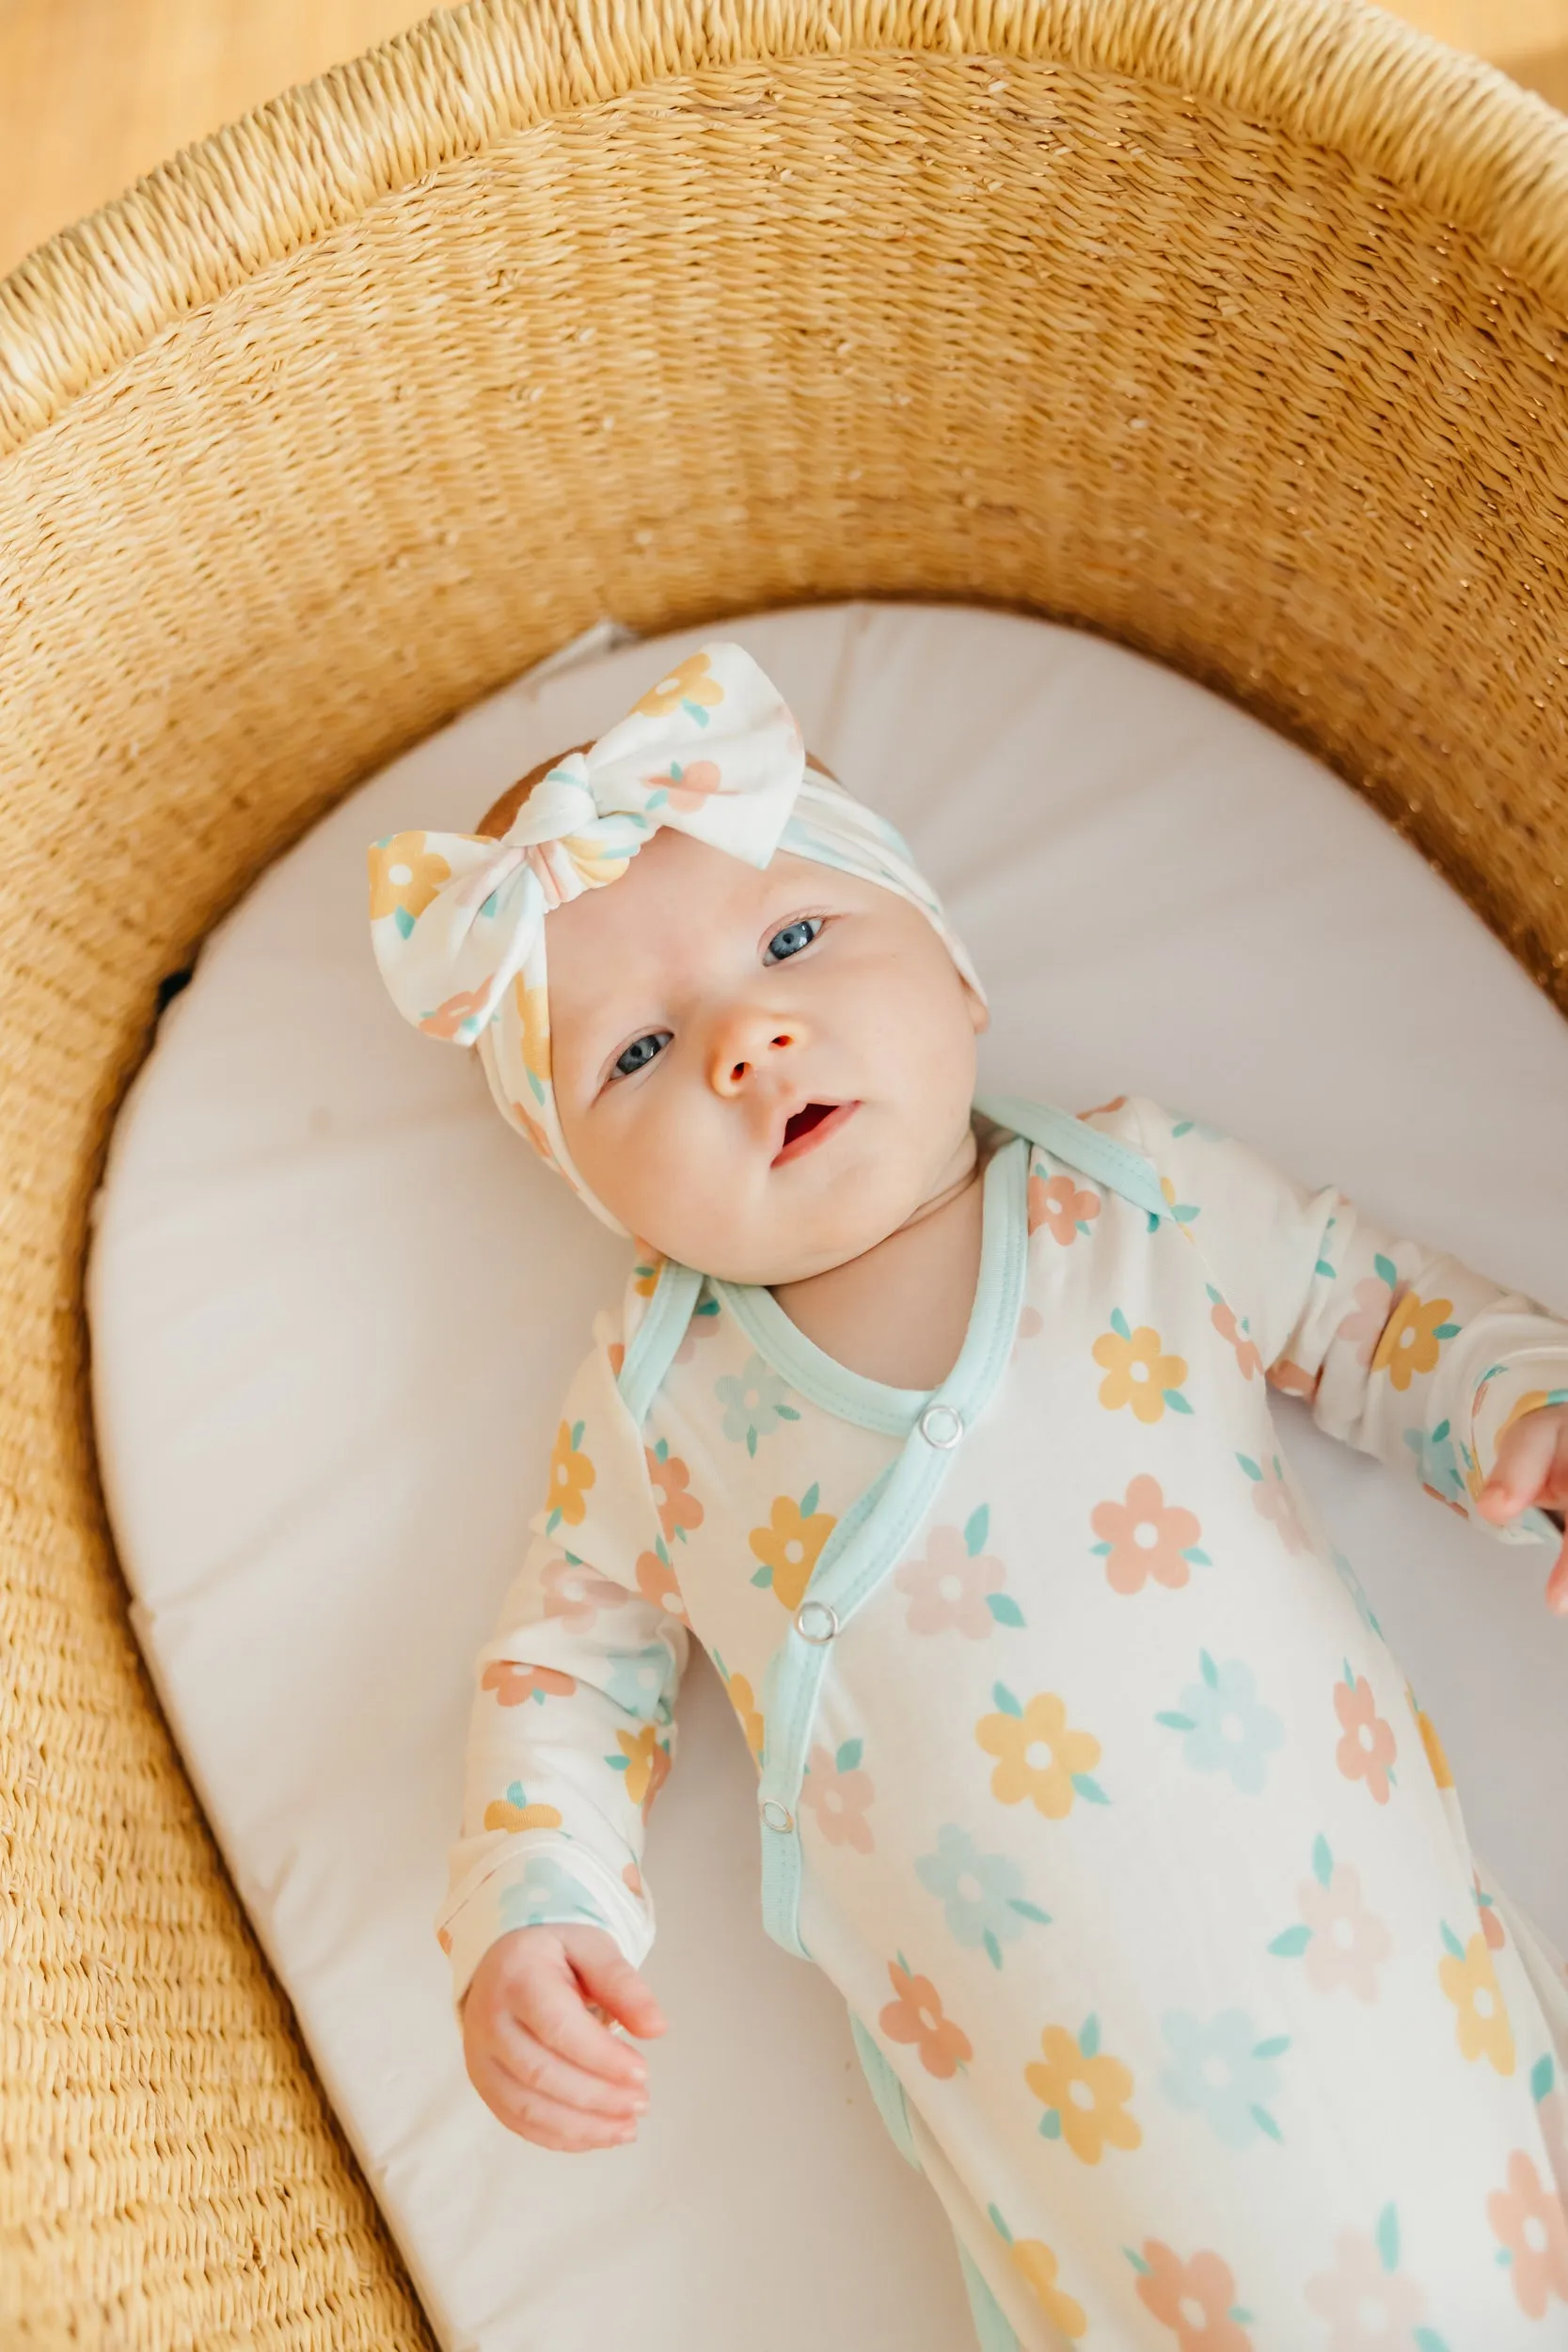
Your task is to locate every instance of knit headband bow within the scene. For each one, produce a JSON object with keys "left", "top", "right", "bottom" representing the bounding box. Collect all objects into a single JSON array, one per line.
[{"left": 369, "top": 641, "right": 982, "bottom": 1232}]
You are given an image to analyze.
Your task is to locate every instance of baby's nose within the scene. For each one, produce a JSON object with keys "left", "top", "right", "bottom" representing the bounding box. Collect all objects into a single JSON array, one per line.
[{"left": 706, "top": 1009, "right": 800, "bottom": 1097}]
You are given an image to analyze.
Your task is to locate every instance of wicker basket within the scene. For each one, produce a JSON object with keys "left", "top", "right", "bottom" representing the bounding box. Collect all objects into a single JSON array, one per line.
[{"left": 3, "top": 0, "right": 1567, "bottom": 2341}]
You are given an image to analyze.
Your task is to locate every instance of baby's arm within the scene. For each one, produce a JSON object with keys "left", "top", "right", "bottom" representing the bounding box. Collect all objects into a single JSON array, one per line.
[
  {"left": 1092, "top": 1096, "right": 1568, "bottom": 1556},
  {"left": 441, "top": 1302, "right": 688, "bottom": 2147}
]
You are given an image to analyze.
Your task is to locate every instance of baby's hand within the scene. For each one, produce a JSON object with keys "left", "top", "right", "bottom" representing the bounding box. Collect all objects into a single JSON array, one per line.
[
  {"left": 1475, "top": 1404, "right": 1568, "bottom": 1613},
  {"left": 462, "top": 1923, "right": 666, "bottom": 2150}
]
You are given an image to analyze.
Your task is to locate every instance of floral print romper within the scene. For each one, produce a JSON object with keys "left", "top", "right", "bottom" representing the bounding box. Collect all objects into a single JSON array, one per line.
[{"left": 439, "top": 1092, "right": 1568, "bottom": 2350}]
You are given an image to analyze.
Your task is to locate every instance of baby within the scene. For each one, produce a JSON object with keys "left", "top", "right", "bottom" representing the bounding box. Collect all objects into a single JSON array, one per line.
[{"left": 371, "top": 642, "right": 1568, "bottom": 2349}]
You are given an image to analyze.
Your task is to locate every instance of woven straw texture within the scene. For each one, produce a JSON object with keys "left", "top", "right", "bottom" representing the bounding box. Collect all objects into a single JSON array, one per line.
[{"left": 3, "top": 0, "right": 1568, "bottom": 2341}]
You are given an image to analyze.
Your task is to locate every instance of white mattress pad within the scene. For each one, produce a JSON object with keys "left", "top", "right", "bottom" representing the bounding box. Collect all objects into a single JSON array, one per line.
[{"left": 87, "top": 601, "right": 1568, "bottom": 2349}]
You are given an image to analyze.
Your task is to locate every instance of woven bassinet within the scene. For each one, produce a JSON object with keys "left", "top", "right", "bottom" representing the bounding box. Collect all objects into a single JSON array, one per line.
[{"left": 4, "top": 0, "right": 1567, "bottom": 2341}]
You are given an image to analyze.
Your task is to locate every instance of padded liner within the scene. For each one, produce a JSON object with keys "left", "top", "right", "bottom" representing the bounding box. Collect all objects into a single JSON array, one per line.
[{"left": 89, "top": 602, "right": 1568, "bottom": 2350}]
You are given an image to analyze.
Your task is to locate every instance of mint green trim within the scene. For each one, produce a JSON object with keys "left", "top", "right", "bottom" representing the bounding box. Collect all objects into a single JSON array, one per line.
[
  {"left": 958, "top": 2245, "right": 1024, "bottom": 2352},
  {"left": 848, "top": 2014, "right": 920, "bottom": 2168},
  {"left": 617, "top": 1257, "right": 705, "bottom": 1425},
  {"left": 756, "top": 1138, "right": 1029, "bottom": 1954},
  {"left": 974, "top": 1089, "right": 1172, "bottom": 1226},
  {"left": 717, "top": 1278, "right": 933, "bottom": 1436}
]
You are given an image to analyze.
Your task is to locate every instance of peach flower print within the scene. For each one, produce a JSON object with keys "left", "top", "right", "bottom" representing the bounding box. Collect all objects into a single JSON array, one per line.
[
  {"left": 1439, "top": 1922, "right": 1515, "bottom": 2074},
  {"left": 436, "top": 1925, "right": 452, "bottom": 1955},
  {"left": 976, "top": 1686, "right": 1106, "bottom": 1817},
  {"left": 633, "top": 650, "right": 724, "bottom": 721},
  {"left": 879, "top": 1958, "right": 972, "bottom": 2078},
  {"left": 481, "top": 1661, "right": 577, "bottom": 1708},
  {"left": 1090, "top": 1472, "right": 1206, "bottom": 1596},
  {"left": 1488, "top": 2152, "right": 1568, "bottom": 2319},
  {"left": 1269, "top": 1836, "right": 1391, "bottom": 2003},
  {"left": 1265, "top": 1358, "right": 1320, "bottom": 1401},
  {"left": 646, "top": 1440, "right": 704, "bottom": 1544},
  {"left": 1028, "top": 1165, "right": 1101, "bottom": 1246},
  {"left": 1370, "top": 1282, "right": 1459, "bottom": 1395},
  {"left": 1026, "top": 2016, "right": 1141, "bottom": 2164},
  {"left": 623, "top": 1862, "right": 644, "bottom": 1899},
  {"left": 1238, "top": 1450, "right": 1309, "bottom": 1553},
  {"left": 896, "top": 1506, "right": 1017, "bottom": 1635},
  {"left": 1334, "top": 1667, "right": 1397, "bottom": 1804},
  {"left": 987, "top": 2207, "right": 1086, "bottom": 2339},
  {"left": 1305, "top": 2209, "right": 1431, "bottom": 2351},
  {"left": 508, "top": 1095, "right": 557, "bottom": 1168},
  {"left": 419, "top": 985, "right": 492, "bottom": 1041},
  {"left": 541, "top": 1552, "right": 626, "bottom": 1633},
  {"left": 1336, "top": 1256, "right": 1411, "bottom": 1370},
  {"left": 1012, "top": 1304, "right": 1045, "bottom": 1361},
  {"left": 546, "top": 1420, "right": 595, "bottom": 1532},
  {"left": 1208, "top": 1290, "right": 1263, "bottom": 1381},
  {"left": 612, "top": 1724, "right": 671, "bottom": 1817},
  {"left": 1093, "top": 1312, "right": 1192, "bottom": 1425},
  {"left": 645, "top": 756, "right": 725, "bottom": 811},
  {"left": 1129, "top": 2239, "right": 1252, "bottom": 2351},
  {"left": 369, "top": 831, "right": 451, "bottom": 926},
  {"left": 635, "top": 1538, "right": 690, "bottom": 1628},
  {"left": 1075, "top": 1095, "right": 1128, "bottom": 1119},
  {"left": 750, "top": 1486, "right": 837, "bottom": 1610},
  {"left": 800, "top": 1738, "right": 875, "bottom": 1852}
]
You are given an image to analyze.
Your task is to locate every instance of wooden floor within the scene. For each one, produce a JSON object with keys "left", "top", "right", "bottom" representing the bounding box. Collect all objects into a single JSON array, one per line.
[{"left": 3, "top": 0, "right": 1567, "bottom": 281}]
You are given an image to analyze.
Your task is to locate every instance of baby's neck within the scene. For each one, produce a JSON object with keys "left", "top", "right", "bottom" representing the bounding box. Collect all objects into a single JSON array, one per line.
[{"left": 769, "top": 1118, "right": 1006, "bottom": 1390}]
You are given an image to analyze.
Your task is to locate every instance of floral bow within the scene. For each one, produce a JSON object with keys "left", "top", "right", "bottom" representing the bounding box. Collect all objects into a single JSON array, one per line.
[{"left": 369, "top": 640, "right": 981, "bottom": 1232}]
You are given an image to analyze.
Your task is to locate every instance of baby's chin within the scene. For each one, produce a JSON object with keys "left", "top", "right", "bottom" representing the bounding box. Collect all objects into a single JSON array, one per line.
[{"left": 639, "top": 1191, "right": 922, "bottom": 1289}]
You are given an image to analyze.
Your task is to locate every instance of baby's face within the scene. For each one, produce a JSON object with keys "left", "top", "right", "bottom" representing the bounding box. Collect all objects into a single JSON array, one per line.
[{"left": 546, "top": 829, "right": 987, "bottom": 1285}]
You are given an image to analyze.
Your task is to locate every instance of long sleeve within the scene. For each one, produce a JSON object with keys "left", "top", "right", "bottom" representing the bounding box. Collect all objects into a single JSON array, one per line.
[
  {"left": 437, "top": 1280, "right": 690, "bottom": 2007},
  {"left": 1092, "top": 1094, "right": 1568, "bottom": 1548}
]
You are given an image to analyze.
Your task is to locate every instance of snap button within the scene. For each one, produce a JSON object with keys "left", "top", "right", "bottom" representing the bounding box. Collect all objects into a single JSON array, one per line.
[
  {"left": 760, "top": 1797, "right": 795, "bottom": 1834},
  {"left": 794, "top": 1598, "right": 839, "bottom": 1645},
  {"left": 918, "top": 1401, "right": 964, "bottom": 1449}
]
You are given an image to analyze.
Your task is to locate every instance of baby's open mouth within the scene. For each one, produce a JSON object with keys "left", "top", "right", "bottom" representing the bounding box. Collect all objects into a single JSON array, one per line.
[{"left": 774, "top": 1100, "right": 858, "bottom": 1166}]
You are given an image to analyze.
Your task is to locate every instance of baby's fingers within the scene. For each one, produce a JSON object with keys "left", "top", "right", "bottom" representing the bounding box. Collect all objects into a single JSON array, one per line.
[
  {"left": 494, "top": 2012, "right": 649, "bottom": 2124},
  {"left": 523, "top": 1936, "right": 657, "bottom": 2087},
  {"left": 472, "top": 2049, "right": 639, "bottom": 2152}
]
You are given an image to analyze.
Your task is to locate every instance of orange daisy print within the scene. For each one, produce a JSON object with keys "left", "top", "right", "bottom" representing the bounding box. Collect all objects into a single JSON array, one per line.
[{"left": 879, "top": 1958, "right": 973, "bottom": 2078}]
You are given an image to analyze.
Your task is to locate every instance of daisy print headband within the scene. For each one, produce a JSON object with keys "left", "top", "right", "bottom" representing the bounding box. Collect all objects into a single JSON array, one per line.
[{"left": 368, "top": 641, "right": 984, "bottom": 1232}]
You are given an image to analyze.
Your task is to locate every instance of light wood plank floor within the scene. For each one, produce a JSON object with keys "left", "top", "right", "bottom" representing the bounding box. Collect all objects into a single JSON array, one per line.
[{"left": 3, "top": 0, "right": 1567, "bottom": 280}]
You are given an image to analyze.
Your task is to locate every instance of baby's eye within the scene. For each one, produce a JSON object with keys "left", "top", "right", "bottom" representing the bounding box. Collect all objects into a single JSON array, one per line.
[
  {"left": 612, "top": 1030, "right": 672, "bottom": 1080},
  {"left": 765, "top": 916, "right": 824, "bottom": 963}
]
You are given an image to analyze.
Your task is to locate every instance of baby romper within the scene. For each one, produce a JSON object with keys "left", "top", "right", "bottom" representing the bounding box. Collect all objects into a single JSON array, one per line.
[{"left": 440, "top": 1092, "right": 1568, "bottom": 2349}]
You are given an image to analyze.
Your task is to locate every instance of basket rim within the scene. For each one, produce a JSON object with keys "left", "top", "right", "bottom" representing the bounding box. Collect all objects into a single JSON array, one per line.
[{"left": 3, "top": 0, "right": 1568, "bottom": 456}]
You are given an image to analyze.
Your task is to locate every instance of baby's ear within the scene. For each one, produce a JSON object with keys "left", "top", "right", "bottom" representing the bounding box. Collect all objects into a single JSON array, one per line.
[{"left": 475, "top": 740, "right": 595, "bottom": 837}]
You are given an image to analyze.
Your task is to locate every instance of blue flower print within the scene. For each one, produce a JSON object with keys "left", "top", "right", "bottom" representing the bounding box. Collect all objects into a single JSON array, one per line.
[
  {"left": 606, "top": 1644, "right": 675, "bottom": 1725},
  {"left": 1156, "top": 1651, "right": 1283, "bottom": 1794},
  {"left": 915, "top": 1824, "right": 1052, "bottom": 1970},
  {"left": 1160, "top": 2008, "right": 1289, "bottom": 2147},
  {"left": 714, "top": 1354, "right": 801, "bottom": 1456},
  {"left": 499, "top": 1856, "right": 610, "bottom": 1934}
]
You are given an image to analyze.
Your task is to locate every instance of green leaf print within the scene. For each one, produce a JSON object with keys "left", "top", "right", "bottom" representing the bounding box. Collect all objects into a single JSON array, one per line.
[
  {"left": 1376, "top": 2204, "right": 1400, "bottom": 2274},
  {"left": 1268, "top": 1925, "right": 1312, "bottom": 1958},
  {"left": 1155, "top": 1711, "right": 1196, "bottom": 1731},
  {"left": 801, "top": 1482, "right": 820, "bottom": 1518},
  {"left": 1008, "top": 1899, "right": 1052, "bottom": 1924},
  {"left": 988, "top": 2205, "right": 1013, "bottom": 2245},
  {"left": 1182, "top": 1547, "right": 1212, "bottom": 1567},
  {"left": 1080, "top": 2014, "right": 1101, "bottom": 2058},
  {"left": 1164, "top": 1391, "right": 1194, "bottom": 1414},
  {"left": 747, "top": 1428, "right": 758, "bottom": 1458},
  {"left": 570, "top": 1420, "right": 584, "bottom": 1450},
  {"left": 1249, "top": 2104, "right": 1282, "bottom": 2142},
  {"left": 1315, "top": 1256, "right": 1336, "bottom": 1278},
  {"left": 1373, "top": 1253, "right": 1399, "bottom": 1288},
  {"left": 992, "top": 1682, "right": 1023, "bottom": 1719},
  {"left": 1413, "top": 2330, "right": 1451, "bottom": 2352},
  {"left": 983, "top": 1931, "right": 1003, "bottom": 1971},
  {"left": 653, "top": 1437, "right": 669, "bottom": 1462},
  {"left": 1122, "top": 2246, "right": 1152, "bottom": 2276},
  {"left": 1199, "top": 1650, "right": 1219, "bottom": 1689},
  {"left": 1312, "top": 1836, "right": 1334, "bottom": 1888},
  {"left": 964, "top": 1504, "right": 990, "bottom": 1556},
  {"left": 987, "top": 1593, "right": 1025, "bottom": 1628},
  {"left": 836, "top": 1739, "right": 863, "bottom": 1772},
  {"left": 1439, "top": 1921, "right": 1466, "bottom": 1961},
  {"left": 1038, "top": 2109, "right": 1062, "bottom": 2139},
  {"left": 1071, "top": 1774, "right": 1109, "bottom": 1804},
  {"left": 1252, "top": 2035, "right": 1291, "bottom": 2059},
  {"left": 1110, "top": 1308, "right": 1132, "bottom": 1341},
  {"left": 1532, "top": 2054, "right": 1556, "bottom": 2104},
  {"left": 1236, "top": 1454, "right": 1263, "bottom": 1483},
  {"left": 1433, "top": 1322, "right": 1460, "bottom": 1341},
  {"left": 751, "top": 1565, "right": 773, "bottom": 1586}
]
